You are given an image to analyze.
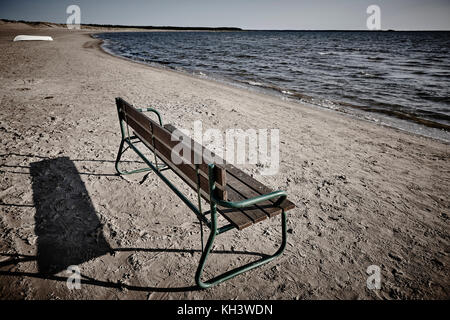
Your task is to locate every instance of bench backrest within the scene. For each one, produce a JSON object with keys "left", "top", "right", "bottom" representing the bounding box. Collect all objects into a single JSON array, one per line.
[{"left": 116, "top": 97, "right": 227, "bottom": 201}]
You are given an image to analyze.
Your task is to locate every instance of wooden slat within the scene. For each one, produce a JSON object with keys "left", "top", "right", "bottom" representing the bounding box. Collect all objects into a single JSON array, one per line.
[
  {"left": 119, "top": 98, "right": 226, "bottom": 188},
  {"left": 121, "top": 112, "right": 221, "bottom": 199},
  {"left": 117, "top": 99, "right": 227, "bottom": 200},
  {"left": 163, "top": 124, "right": 226, "bottom": 186},
  {"left": 225, "top": 163, "right": 296, "bottom": 211},
  {"left": 125, "top": 115, "right": 154, "bottom": 148},
  {"left": 216, "top": 207, "right": 253, "bottom": 230},
  {"left": 124, "top": 104, "right": 151, "bottom": 130},
  {"left": 153, "top": 139, "right": 224, "bottom": 199},
  {"left": 147, "top": 120, "right": 218, "bottom": 181},
  {"left": 133, "top": 129, "right": 226, "bottom": 201},
  {"left": 225, "top": 186, "right": 268, "bottom": 223},
  {"left": 227, "top": 174, "right": 282, "bottom": 218}
]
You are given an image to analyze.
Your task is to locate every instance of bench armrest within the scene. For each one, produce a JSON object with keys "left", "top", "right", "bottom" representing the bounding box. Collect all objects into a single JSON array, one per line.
[
  {"left": 135, "top": 107, "right": 162, "bottom": 125},
  {"left": 212, "top": 190, "right": 287, "bottom": 209}
]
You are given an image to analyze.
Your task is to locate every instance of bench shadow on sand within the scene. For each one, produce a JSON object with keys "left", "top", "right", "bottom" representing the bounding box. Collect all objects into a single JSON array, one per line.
[
  {"left": 0, "top": 155, "right": 266, "bottom": 292},
  {"left": 30, "top": 156, "right": 113, "bottom": 274}
]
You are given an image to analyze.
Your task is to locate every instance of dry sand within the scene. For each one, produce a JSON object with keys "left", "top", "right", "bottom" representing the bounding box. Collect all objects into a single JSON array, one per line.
[{"left": 0, "top": 22, "right": 449, "bottom": 300}]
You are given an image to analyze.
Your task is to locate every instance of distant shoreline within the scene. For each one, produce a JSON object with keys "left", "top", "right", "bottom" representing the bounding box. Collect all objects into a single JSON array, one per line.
[
  {"left": 2, "top": 18, "right": 450, "bottom": 32},
  {"left": 0, "top": 19, "right": 243, "bottom": 32}
]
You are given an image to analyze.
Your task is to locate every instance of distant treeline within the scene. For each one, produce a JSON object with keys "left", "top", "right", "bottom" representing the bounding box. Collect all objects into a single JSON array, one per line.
[
  {"left": 1, "top": 19, "right": 242, "bottom": 31},
  {"left": 84, "top": 23, "right": 242, "bottom": 31}
]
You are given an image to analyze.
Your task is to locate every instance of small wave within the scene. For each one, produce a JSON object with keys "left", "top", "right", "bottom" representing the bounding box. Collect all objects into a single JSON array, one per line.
[
  {"left": 411, "top": 70, "right": 427, "bottom": 75},
  {"left": 267, "top": 76, "right": 292, "bottom": 82},
  {"left": 318, "top": 52, "right": 336, "bottom": 56},
  {"left": 235, "top": 54, "right": 256, "bottom": 59},
  {"left": 360, "top": 72, "right": 375, "bottom": 77},
  {"left": 424, "top": 57, "right": 444, "bottom": 63},
  {"left": 430, "top": 73, "right": 450, "bottom": 78},
  {"left": 418, "top": 95, "right": 450, "bottom": 104},
  {"left": 367, "top": 56, "right": 384, "bottom": 61},
  {"left": 246, "top": 81, "right": 264, "bottom": 86},
  {"left": 153, "top": 60, "right": 171, "bottom": 65},
  {"left": 356, "top": 71, "right": 385, "bottom": 79}
]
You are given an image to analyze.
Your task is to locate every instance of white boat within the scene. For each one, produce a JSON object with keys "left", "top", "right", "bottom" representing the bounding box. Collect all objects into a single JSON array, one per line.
[{"left": 13, "top": 35, "right": 53, "bottom": 42}]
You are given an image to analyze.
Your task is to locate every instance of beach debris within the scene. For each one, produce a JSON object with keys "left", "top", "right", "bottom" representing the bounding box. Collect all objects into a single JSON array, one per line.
[
  {"left": 388, "top": 252, "right": 403, "bottom": 262},
  {"left": 431, "top": 258, "right": 444, "bottom": 267},
  {"left": 13, "top": 35, "right": 53, "bottom": 42}
]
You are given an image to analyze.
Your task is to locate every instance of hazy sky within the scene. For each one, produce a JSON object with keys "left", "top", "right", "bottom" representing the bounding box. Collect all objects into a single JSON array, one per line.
[{"left": 1, "top": 0, "right": 449, "bottom": 30}]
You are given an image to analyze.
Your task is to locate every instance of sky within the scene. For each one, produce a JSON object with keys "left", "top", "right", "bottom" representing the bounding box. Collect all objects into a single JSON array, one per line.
[{"left": 1, "top": 0, "right": 449, "bottom": 30}]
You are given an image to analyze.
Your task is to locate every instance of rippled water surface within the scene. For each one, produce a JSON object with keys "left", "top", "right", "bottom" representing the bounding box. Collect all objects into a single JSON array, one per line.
[{"left": 96, "top": 31, "right": 450, "bottom": 129}]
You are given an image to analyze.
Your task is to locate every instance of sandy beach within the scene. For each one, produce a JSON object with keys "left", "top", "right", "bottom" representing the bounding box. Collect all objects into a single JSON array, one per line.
[{"left": 0, "top": 22, "right": 449, "bottom": 300}]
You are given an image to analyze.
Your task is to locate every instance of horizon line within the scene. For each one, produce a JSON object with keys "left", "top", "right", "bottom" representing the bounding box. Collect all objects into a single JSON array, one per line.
[{"left": 2, "top": 18, "right": 450, "bottom": 32}]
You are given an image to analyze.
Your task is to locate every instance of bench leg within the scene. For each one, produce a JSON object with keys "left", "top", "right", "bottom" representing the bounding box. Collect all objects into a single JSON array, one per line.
[
  {"left": 115, "top": 139, "right": 153, "bottom": 175},
  {"left": 195, "top": 209, "right": 287, "bottom": 289}
]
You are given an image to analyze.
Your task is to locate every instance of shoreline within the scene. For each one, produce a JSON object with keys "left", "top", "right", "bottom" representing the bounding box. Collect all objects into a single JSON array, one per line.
[
  {"left": 92, "top": 30, "right": 450, "bottom": 143},
  {"left": 1, "top": 26, "right": 449, "bottom": 299}
]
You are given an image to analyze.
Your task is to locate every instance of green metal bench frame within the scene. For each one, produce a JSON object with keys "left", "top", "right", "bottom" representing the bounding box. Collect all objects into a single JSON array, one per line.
[{"left": 114, "top": 98, "right": 288, "bottom": 289}]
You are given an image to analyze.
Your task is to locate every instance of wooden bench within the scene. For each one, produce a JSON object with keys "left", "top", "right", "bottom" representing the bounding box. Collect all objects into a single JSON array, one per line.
[{"left": 114, "top": 97, "right": 295, "bottom": 288}]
